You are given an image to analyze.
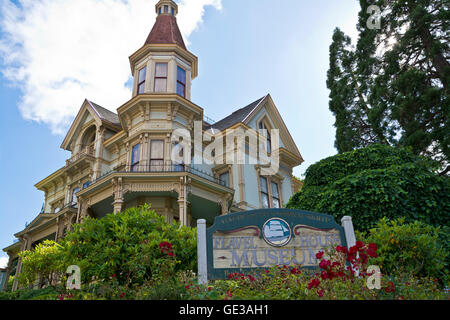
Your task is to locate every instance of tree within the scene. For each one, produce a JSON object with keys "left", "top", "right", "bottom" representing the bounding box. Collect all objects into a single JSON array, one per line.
[
  {"left": 286, "top": 144, "right": 450, "bottom": 232},
  {"left": 327, "top": 0, "right": 449, "bottom": 174}
]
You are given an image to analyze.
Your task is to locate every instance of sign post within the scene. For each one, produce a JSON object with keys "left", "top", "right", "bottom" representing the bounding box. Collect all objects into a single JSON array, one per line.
[{"left": 197, "top": 219, "right": 208, "bottom": 285}]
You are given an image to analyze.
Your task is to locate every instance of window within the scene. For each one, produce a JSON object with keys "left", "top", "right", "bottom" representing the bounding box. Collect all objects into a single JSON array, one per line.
[
  {"left": 72, "top": 187, "right": 80, "bottom": 204},
  {"left": 271, "top": 182, "right": 281, "bottom": 208},
  {"left": 150, "top": 140, "right": 164, "bottom": 171},
  {"left": 170, "top": 6, "right": 174, "bottom": 15},
  {"left": 177, "top": 66, "right": 186, "bottom": 97},
  {"left": 220, "top": 172, "right": 230, "bottom": 187},
  {"left": 154, "top": 63, "right": 168, "bottom": 92},
  {"left": 137, "top": 66, "right": 146, "bottom": 94},
  {"left": 260, "top": 177, "right": 269, "bottom": 208},
  {"left": 259, "top": 121, "right": 272, "bottom": 154},
  {"left": 164, "top": 5, "right": 169, "bottom": 13},
  {"left": 131, "top": 144, "right": 141, "bottom": 172}
]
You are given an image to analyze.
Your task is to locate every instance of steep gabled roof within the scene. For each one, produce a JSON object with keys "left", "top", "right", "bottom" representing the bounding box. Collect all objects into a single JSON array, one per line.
[
  {"left": 145, "top": 14, "right": 186, "bottom": 50},
  {"left": 205, "top": 96, "right": 266, "bottom": 131},
  {"left": 87, "top": 100, "right": 121, "bottom": 127},
  {"left": 61, "top": 99, "right": 121, "bottom": 151}
]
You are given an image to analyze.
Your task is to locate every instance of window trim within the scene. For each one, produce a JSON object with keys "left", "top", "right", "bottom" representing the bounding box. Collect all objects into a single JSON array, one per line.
[
  {"left": 259, "top": 176, "right": 270, "bottom": 208},
  {"left": 258, "top": 118, "right": 272, "bottom": 155},
  {"left": 150, "top": 139, "right": 165, "bottom": 171},
  {"left": 131, "top": 143, "right": 141, "bottom": 172},
  {"left": 137, "top": 66, "right": 147, "bottom": 95},
  {"left": 154, "top": 62, "right": 168, "bottom": 93},
  {"left": 176, "top": 66, "right": 186, "bottom": 97},
  {"left": 257, "top": 170, "right": 284, "bottom": 209},
  {"left": 213, "top": 164, "right": 233, "bottom": 188}
]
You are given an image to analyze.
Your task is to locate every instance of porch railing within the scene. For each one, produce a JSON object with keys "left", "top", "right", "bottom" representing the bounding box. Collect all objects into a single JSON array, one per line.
[{"left": 66, "top": 146, "right": 95, "bottom": 166}]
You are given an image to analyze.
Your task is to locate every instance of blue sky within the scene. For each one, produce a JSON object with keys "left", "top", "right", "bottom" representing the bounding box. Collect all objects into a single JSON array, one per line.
[{"left": 0, "top": 0, "right": 360, "bottom": 264}]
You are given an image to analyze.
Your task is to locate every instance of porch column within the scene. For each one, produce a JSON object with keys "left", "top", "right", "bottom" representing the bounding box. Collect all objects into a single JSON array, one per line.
[
  {"left": 93, "top": 126, "right": 105, "bottom": 180},
  {"left": 112, "top": 177, "right": 124, "bottom": 214},
  {"left": 178, "top": 177, "right": 190, "bottom": 227},
  {"left": 12, "top": 235, "right": 31, "bottom": 292},
  {"left": 220, "top": 194, "right": 231, "bottom": 215}
]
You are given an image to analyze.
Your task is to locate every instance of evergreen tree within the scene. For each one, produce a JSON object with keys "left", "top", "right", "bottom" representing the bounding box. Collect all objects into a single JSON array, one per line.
[{"left": 327, "top": 0, "right": 449, "bottom": 174}]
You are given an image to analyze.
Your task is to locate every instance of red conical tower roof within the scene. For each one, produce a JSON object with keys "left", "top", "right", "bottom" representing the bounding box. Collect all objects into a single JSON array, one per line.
[{"left": 145, "top": 0, "right": 186, "bottom": 50}]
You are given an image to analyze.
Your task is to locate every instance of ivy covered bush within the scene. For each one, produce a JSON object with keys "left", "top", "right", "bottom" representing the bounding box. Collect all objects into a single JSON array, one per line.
[{"left": 287, "top": 144, "right": 450, "bottom": 232}]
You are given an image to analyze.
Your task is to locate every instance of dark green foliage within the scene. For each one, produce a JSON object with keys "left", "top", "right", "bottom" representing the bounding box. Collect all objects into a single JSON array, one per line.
[
  {"left": 327, "top": 0, "right": 449, "bottom": 174},
  {"left": 0, "top": 287, "right": 57, "bottom": 300},
  {"left": 287, "top": 145, "right": 450, "bottom": 232}
]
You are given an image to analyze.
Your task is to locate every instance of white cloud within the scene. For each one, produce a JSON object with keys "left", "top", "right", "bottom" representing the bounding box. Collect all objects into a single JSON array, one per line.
[
  {"left": 0, "top": 0, "right": 222, "bottom": 134},
  {"left": 0, "top": 256, "right": 8, "bottom": 268}
]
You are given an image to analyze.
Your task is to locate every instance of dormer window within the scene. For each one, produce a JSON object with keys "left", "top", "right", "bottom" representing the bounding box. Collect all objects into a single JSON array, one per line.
[
  {"left": 177, "top": 66, "right": 186, "bottom": 97},
  {"left": 154, "top": 63, "right": 168, "bottom": 93},
  {"left": 137, "top": 66, "right": 146, "bottom": 94},
  {"left": 164, "top": 5, "right": 169, "bottom": 13}
]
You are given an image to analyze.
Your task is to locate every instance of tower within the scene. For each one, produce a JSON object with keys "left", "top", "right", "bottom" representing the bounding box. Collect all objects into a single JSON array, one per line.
[{"left": 129, "top": 0, "right": 198, "bottom": 101}]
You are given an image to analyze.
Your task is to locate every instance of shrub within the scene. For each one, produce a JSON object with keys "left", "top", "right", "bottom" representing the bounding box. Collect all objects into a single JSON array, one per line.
[
  {"left": 359, "top": 218, "right": 448, "bottom": 286},
  {"left": 287, "top": 144, "right": 450, "bottom": 232},
  {"left": 185, "top": 242, "right": 447, "bottom": 300},
  {"left": 17, "top": 240, "right": 65, "bottom": 288},
  {"left": 61, "top": 204, "right": 197, "bottom": 286}
]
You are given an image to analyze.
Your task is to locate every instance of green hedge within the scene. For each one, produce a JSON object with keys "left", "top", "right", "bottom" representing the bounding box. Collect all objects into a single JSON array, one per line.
[{"left": 287, "top": 145, "right": 450, "bottom": 232}]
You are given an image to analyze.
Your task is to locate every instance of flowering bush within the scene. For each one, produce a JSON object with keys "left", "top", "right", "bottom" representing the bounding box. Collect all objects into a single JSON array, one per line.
[
  {"left": 184, "top": 242, "right": 447, "bottom": 301},
  {"left": 358, "top": 218, "right": 448, "bottom": 286}
]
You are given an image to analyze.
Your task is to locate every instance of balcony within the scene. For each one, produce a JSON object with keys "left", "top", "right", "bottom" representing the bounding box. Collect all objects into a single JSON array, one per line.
[
  {"left": 87, "top": 161, "right": 228, "bottom": 190},
  {"left": 66, "top": 146, "right": 95, "bottom": 167},
  {"left": 116, "top": 161, "right": 228, "bottom": 187}
]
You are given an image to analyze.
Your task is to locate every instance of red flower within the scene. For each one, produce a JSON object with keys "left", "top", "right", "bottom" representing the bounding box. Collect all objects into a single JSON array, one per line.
[
  {"left": 318, "top": 289, "right": 324, "bottom": 298},
  {"left": 367, "top": 249, "right": 378, "bottom": 258},
  {"left": 226, "top": 290, "right": 232, "bottom": 298},
  {"left": 368, "top": 243, "right": 377, "bottom": 252},
  {"left": 307, "top": 278, "right": 320, "bottom": 290},
  {"left": 319, "top": 259, "right": 331, "bottom": 270},
  {"left": 111, "top": 274, "right": 116, "bottom": 278},
  {"left": 349, "top": 246, "right": 358, "bottom": 255},
  {"left": 316, "top": 251, "right": 324, "bottom": 260},
  {"left": 120, "top": 292, "right": 125, "bottom": 298},
  {"left": 336, "top": 245, "right": 347, "bottom": 254},
  {"left": 356, "top": 241, "right": 365, "bottom": 249}
]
